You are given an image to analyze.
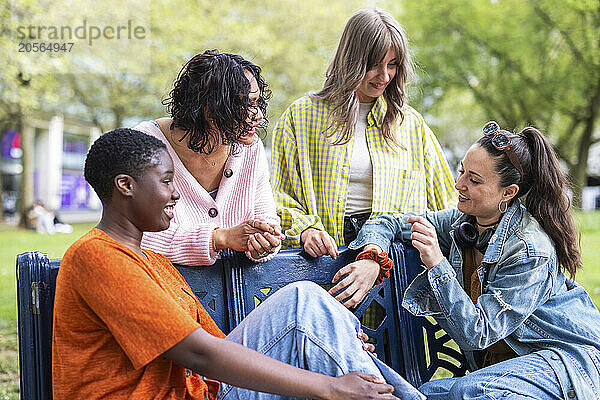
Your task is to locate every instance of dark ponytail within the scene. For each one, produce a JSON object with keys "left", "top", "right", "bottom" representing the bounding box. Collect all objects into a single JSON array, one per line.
[
  {"left": 477, "top": 127, "right": 581, "bottom": 277},
  {"left": 519, "top": 128, "right": 581, "bottom": 277}
]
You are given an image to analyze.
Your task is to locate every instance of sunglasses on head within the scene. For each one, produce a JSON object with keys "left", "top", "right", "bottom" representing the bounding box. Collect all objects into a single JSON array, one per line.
[{"left": 482, "top": 121, "right": 524, "bottom": 181}]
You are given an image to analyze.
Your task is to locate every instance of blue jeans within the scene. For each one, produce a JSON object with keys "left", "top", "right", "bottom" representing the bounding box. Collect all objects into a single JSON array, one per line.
[
  {"left": 217, "top": 281, "right": 424, "bottom": 400},
  {"left": 420, "top": 353, "right": 564, "bottom": 399}
]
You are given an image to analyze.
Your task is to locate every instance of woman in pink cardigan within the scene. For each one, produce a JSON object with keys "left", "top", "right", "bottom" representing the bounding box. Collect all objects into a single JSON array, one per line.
[{"left": 135, "top": 50, "right": 283, "bottom": 266}]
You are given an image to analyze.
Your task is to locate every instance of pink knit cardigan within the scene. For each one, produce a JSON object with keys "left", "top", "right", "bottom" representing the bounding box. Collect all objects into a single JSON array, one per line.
[{"left": 135, "top": 121, "right": 280, "bottom": 265}]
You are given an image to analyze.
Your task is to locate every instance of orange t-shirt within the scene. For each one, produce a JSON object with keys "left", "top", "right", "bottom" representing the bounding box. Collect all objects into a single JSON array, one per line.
[{"left": 52, "top": 228, "right": 225, "bottom": 399}]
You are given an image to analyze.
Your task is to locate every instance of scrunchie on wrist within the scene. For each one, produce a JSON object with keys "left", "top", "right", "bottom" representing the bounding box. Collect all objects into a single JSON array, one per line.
[{"left": 355, "top": 247, "right": 393, "bottom": 285}]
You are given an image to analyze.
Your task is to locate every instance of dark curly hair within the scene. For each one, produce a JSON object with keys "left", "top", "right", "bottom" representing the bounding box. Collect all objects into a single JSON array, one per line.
[
  {"left": 84, "top": 128, "right": 167, "bottom": 203},
  {"left": 163, "top": 49, "right": 272, "bottom": 154},
  {"left": 477, "top": 126, "right": 581, "bottom": 278}
]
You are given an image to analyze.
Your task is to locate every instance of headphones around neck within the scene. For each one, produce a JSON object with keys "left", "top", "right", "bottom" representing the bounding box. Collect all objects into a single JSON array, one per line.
[{"left": 453, "top": 216, "right": 495, "bottom": 253}]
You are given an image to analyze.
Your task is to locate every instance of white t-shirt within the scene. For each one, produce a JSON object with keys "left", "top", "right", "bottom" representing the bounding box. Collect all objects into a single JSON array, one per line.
[{"left": 345, "top": 102, "right": 374, "bottom": 216}]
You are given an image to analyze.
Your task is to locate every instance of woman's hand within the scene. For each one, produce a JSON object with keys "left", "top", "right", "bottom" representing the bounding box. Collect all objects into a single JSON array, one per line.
[
  {"left": 301, "top": 227, "right": 339, "bottom": 259},
  {"left": 248, "top": 220, "right": 284, "bottom": 259},
  {"left": 248, "top": 231, "right": 283, "bottom": 259},
  {"left": 357, "top": 329, "right": 376, "bottom": 355},
  {"left": 328, "top": 259, "right": 379, "bottom": 308},
  {"left": 327, "top": 372, "right": 398, "bottom": 400},
  {"left": 407, "top": 215, "right": 444, "bottom": 270},
  {"left": 214, "top": 219, "right": 283, "bottom": 254}
]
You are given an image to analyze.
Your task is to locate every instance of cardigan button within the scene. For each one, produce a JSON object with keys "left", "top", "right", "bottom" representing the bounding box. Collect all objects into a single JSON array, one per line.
[
  {"left": 567, "top": 389, "right": 576, "bottom": 398},
  {"left": 224, "top": 168, "right": 233, "bottom": 178},
  {"left": 208, "top": 208, "right": 218, "bottom": 218}
]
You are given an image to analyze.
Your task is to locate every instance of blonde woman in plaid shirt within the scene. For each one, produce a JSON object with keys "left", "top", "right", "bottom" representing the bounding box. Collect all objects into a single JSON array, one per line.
[{"left": 271, "top": 8, "right": 457, "bottom": 308}]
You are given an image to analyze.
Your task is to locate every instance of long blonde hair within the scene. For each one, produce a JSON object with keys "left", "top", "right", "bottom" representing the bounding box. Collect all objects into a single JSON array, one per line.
[{"left": 311, "top": 8, "right": 414, "bottom": 145}]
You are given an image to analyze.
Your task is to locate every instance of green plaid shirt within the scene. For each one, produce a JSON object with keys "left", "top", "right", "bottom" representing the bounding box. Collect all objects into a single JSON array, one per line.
[{"left": 271, "top": 95, "right": 457, "bottom": 247}]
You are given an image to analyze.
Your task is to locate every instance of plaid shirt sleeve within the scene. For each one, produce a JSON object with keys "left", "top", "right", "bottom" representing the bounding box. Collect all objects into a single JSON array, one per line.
[{"left": 271, "top": 101, "right": 326, "bottom": 248}]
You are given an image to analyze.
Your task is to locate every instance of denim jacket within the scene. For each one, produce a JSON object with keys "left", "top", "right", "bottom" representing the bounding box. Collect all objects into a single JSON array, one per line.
[{"left": 350, "top": 200, "right": 600, "bottom": 399}]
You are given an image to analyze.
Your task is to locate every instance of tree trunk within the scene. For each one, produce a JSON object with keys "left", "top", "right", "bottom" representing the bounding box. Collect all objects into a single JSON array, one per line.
[
  {"left": 0, "top": 121, "right": 12, "bottom": 223},
  {"left": 0, "top": 154, "right": 4, "bottom": 223},
  {"left": 113, "top": 110, "right": 123, "bottom": 130},
  {"left": 573, "top": 73, "right": 600, "bottom": 209},
  {"left": 19, "top": 116, "right": 35, "bottom": 227},
  {"left": 0, "top": 122, "right": 4, "bottom": 222},
  {"left": 572, "top": 115, "right": 596, "bottom": 210}
]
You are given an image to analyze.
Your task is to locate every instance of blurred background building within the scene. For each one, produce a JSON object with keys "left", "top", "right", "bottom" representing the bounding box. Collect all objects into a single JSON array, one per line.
[{"left": 1, "top": 116, "right": 101, "bottom": 223}]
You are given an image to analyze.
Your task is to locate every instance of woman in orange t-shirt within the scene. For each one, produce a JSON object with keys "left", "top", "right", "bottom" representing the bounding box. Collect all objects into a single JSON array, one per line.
[{"left": 52, "top": 128, "right": 423, "bottom": 400}]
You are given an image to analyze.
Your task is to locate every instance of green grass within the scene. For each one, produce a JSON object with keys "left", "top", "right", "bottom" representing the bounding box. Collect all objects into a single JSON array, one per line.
[
  {"left": 0, "top": 222, "right": 96, "bottom": 400},
  {"left": 575, "top": 212, "right": 600, "bottom": 305},
  {"left": 0, "top": 213, "right": 599, "bottom": 396},
  {"left": 0, "top": 223, "right": 97, "bottom": 322}
]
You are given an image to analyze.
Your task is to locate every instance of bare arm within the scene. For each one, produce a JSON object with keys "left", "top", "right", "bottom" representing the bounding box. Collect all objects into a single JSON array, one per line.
[{"left": 163, "top": 328, "right": 398, "bottom": 400}]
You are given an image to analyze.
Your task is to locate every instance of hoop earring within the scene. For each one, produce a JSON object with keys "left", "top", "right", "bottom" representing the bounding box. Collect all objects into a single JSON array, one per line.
[{"left": 498, "top": 200, "right": 508, "bottom": 213}]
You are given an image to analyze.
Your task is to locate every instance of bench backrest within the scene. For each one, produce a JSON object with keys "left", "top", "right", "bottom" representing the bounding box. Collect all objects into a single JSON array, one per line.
[{"left": 16, "top": 242, "right": 468, "bottom": 399}]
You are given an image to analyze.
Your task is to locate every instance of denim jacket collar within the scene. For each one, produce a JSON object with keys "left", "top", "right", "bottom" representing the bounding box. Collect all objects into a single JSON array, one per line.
[{"left": 449, "top": 199, "right": 524, "bottom": 265}]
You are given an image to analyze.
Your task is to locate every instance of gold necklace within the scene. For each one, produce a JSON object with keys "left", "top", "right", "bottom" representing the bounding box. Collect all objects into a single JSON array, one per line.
[
  {"left": 200, "top": 153, "right": 217, "bottom": 167},
  {"left": 199, "top": 146, "right": 230, "bottom": 168}
]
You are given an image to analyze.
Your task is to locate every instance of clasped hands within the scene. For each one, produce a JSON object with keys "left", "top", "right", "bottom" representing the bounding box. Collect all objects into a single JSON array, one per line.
[{"left": 213, "top": 219, "right": 285, "bottom": 260}]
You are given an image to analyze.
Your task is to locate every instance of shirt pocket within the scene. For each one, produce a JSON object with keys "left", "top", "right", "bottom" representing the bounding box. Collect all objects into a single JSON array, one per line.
[{"left": 393, "top": 169, "right": 426, "bottom": 212}]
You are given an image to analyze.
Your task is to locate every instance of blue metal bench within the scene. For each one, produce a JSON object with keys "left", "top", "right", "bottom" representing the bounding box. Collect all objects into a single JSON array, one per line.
[{"left": 16, "top": 242, "right": 468, "bottom": 399}]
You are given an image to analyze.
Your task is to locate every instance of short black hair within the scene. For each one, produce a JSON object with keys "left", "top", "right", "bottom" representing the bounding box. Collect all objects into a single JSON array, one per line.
[
  {"left": 84, "top": 128, "right": 167, "bottom": 202},
  {"left": 163, "top": 49, "right": 272, "bottom": 154}
]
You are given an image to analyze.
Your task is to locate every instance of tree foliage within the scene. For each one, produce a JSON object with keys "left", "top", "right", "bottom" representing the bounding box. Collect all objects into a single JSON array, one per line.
[
  {"left": 148, "top": 0, "right": 369, "bottom": 130},
  {"left": 402, "top": 0, "right": 600, "bottom": 207},
  {"left": 2, "top": 0, "right": 599, "bottom": 219}
]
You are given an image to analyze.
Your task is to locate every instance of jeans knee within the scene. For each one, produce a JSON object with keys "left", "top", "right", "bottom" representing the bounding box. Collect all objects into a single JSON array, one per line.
[
  {"left": 419, "top": 378, "right": 456, "bottom": 397},
  {"left": 276, "top": 281, "right": 346, "bottom": 317},
  {"left": 280, "top": 280, "right": 326, "bottom": 300},
  {"left": 448, "top": 375, "right": 485, "bottom": 398}
]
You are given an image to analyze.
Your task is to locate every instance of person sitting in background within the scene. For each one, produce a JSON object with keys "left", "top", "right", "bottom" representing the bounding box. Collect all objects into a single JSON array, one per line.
[
  {"left": 347, "top": 121, "right": 600, "bottom": 399},
  {"left": 135, "top": 50, "right": 283, "bottom": 266},
  {"left": 26, "top": 201, "right": 72, "bottom": 234},
  {"left": 52, "top": 128, "right": 425, "bottom": 400}
]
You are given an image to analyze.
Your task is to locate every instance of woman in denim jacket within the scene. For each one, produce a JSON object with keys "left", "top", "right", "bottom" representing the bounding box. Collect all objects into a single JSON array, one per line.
[{"left": 348, "top": 122, "right": 600, "bottom": 399}]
